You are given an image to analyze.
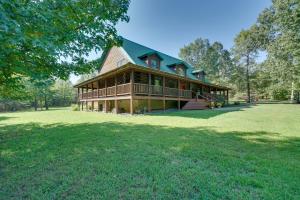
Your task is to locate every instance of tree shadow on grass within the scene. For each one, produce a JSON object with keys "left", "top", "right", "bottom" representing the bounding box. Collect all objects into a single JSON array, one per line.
[
  {"left": 149, "top": 105, "right": 254, "bottom": 119},
  {"left": 0, "top": 116, "right": 16, "bottom": 122},
  {"left": 0, "top": 121, "right": 299, "bottom": 199}
]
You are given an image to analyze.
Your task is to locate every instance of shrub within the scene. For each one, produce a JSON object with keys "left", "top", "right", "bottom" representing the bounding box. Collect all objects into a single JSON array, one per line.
[
  {"left": 233, "top": 101, "right": 240, "bottom": 105},
  {"left": 271, "top": 87, "right": 289, "bottom": 100},
  {"left": 71, "top": 104, "right": 80, "bottom": 111},
  {"left": 216, "top": 102, "right": 224, "bottom": 108}
]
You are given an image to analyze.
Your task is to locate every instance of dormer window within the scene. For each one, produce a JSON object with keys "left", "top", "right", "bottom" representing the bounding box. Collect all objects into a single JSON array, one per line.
[
  {"left": 192, "top": 70, "right": 206, "bottom": 81},
  {"left": 167, "top": 62, "right": 187, "bottom": 77},
  {"left": 138, "top": 51, "right": 163, "bottom": 70},
  {"left": 150, "top": 59, "right": 158, "bottom": 68},
  {"left": 177, "top": 66, "right": 186, "bottom": 76}
]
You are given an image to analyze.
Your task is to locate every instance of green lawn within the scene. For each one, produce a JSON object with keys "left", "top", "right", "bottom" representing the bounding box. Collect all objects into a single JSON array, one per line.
[{"left": 0, "top": 104, "right": 299, "bottom": 199}]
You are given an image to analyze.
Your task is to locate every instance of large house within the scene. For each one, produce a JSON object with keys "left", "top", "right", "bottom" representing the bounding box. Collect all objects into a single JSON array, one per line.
[{"left": 74, "top": 38, "right": 230, "bottom": 114}]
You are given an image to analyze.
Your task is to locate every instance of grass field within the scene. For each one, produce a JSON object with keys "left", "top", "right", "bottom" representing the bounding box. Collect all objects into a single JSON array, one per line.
[{"left": 0, "top": 104, "right": 299, "bottom": 199}]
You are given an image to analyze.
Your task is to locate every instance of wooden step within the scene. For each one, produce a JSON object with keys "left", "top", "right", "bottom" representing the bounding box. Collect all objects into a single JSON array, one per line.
[{"left": 182, "top": 99, "right": 209, "bottom": 110}]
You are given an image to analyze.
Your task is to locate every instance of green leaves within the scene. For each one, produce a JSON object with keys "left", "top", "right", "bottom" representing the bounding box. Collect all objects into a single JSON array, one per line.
[
  {"left": 179, "top": 38, "right": 234, "bottom": 85},
  {"left": 0, "top": 0, "right": 130, "bottom": 93}
]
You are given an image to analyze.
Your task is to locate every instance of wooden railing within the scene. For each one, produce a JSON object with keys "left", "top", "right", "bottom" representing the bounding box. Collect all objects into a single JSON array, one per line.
[
  {"left": 92, "top": 90, "right": 98, "bottom": 98},
  {"left": 165, "top": 87, "right": 178, "bottom": 97},
  {"left": 117, "top": 83, "right": 131, "bottom": 95},
  {"left": 134, "top": 83, "right": 149, "bottom": 94},
  {"left": 106, "top": 86, "right": 116, "bottom": 96},
  {"left": 79, "top": 83, "right": 193, "bottom": 100},
  {"left": 200, "top": 92, "right": 225, "bottom": 102},
  {"left": 98, "top": 88, "right": 106, "bottom": 97},
  {"left": 87, "top": 91, "right": 92, "bottom": 98},
  {"left": 150, "top": 85, "right": 163, "bottom": 95},
  {"left": 180, "top": 89, "right": 192, "bottom": 99}
]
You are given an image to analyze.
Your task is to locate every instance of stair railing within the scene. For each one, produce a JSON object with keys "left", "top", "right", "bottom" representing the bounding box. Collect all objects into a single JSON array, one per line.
[{"left": 191, "top": 91, "right": 199, "bottom": 102}]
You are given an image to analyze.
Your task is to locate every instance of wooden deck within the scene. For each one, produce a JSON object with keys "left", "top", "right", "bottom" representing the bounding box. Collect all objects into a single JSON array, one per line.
[{"left": 79, "top": 83, "right": 193, "bottom": 101}]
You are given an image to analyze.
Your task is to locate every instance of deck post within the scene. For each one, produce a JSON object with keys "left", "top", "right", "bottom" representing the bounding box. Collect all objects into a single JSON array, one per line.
[
  {"left": 114, "top": 99, "right": 118, "bottom": 114},
  {"left": 178, "top": 79, "right": 180, "bottom": 110},
  {"left": 148, "top": 73, "right": 151, "bottom": 112},
  {"left": 226, "top": 90, "right": 229, "bottom": 104},
  {"left": 130, "top": 70, "right": 134, "bottom": 114},
  {"left": 104, "top": 79, "right": 107, "bottom": 97},
  {"left": 86, "top": 85, "right": 88, "bottom": 111},
  {"left": 163, "top": 76, "right": 166, "bottom": 111},
  {"left": 91, "top": 84, "right": 94, "bottom": 111},
  {"left": 104, "top": 100, "right": 108, "bottom": 113},
  {"left": 81, "top": 88, "right": 83, "bottom": 102},
  {"left": 77, "top": 88, "right": 80, "bottom": 109},
  {"left": 114, "top": 75, "right": 118, "bottom": 113},
  {"left": 97, "top": 80, "right": 99, "bottom": 97}
]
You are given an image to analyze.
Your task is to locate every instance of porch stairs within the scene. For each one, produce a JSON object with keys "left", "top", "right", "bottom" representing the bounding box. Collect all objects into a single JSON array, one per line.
[{"left": 182, "top": 98, "right": 210, "bottom": 110}]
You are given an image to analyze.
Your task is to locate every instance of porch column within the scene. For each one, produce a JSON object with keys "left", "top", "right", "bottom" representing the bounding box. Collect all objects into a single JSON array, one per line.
[
  {"left": 178, "top": 79, "right": 180, "bottom": 110},
  {"left": 114, "top": 75, "right": 118, "bottom": 113},
  {"left": 86, "top": 85, "right": 88, "bottom": 111},
  {"left": 114, "top": 100, "right": 118, "bottom": 114},
  {"left": 163, "top": 76, "right": 166, "bottom": 111},
  {"left": 77, "top": 88, "right": 80, "bottom": 109},
  {"left": 104, "top": 100, "right": 108, "bottom": 113},
  {"left": 148, "top": 73, "right": 151, "bottom": 112},
  {"left": 86, "top": 85, "right": 89, "bottom": 99},
  {"left": 77, "top": 87, "right": 80, "bottom": 101},
  {"left": 130, "top": 70, "right": 134, "bottom": 114},
  {"left": 91, "top": 84, "right": 94, "bottom": 111},
  {"left": 104, "top": 79, "right": 107, "bottom": 97},
  {"left": 97, "top": 80, "right": 99, "bottom": 97},
  {"left": 226, "top": 90, "right": 229, "bottom": 104}
]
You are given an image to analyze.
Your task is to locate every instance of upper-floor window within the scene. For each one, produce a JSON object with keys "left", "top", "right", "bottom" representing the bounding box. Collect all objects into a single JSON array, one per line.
[
  {"left": 177, "top": 66, "right": 186, "bottom": 76},
  {"left": 139, "top": 52, "right": 162, "bottom": 69},
  {"left": 150, "top": 59, "right": 158, "bottom": 68}
]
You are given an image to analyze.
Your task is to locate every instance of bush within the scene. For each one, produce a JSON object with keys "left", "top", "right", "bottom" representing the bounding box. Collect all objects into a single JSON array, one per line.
[
  {"left": 270, "top": 86, "right": 289, "bottom": 100},
  {"left": 216, "top": 102, "right": 224, "bottom": 108},
  {"left": 71, "top": 104, "right": 80, "bottom": 111},
  {"left": 233, "top": 101, "right": 240, "bottom": 105},
  {"left": 0, "top": 100, "right": 30, "bottom": 112}
]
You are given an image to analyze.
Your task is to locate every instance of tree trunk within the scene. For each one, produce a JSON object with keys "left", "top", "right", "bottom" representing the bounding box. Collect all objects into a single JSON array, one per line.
[
  {"left": 45, "top": 95, "right": 49, "bottom": 110},
  {"left": 34, "top": 96, "right": 38, "bottom": 111},
  {"left": 290, "top": 81, "right": 294, "bottom": 102},
  {"left": 40, "top": 100, "right": 43, "bottom": 111},
  {"left": 246, "top": 54, "right": 251, "bottom": 103}
]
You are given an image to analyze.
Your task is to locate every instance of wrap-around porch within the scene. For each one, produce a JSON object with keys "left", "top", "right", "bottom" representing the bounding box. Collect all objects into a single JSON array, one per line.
[{"left": 76, "top": 69, "right": 229, "bottom": 114}]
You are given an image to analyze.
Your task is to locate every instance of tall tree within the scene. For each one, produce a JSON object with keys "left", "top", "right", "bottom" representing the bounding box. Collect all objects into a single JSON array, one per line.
[
  {"left": 253, "top": 0, "right": 300, "bottom": 100},
  {"left": 0, "top": 0, "right": 130, "bottom": 93},
  {"left": 241, "top": 0, "right": 300, "bottom": 99},
  {"left": 52, "top": 79, "right": 75, "bottom": 106},
  {"left": 179, "top": 38, "right": 234, "bottom": 85},
  {"left": 233, "top": 26, "right": 259, "bottom": 103}
]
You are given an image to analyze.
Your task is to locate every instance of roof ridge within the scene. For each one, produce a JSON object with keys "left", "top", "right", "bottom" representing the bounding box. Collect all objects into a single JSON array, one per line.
[{"left": 121, "top": 37, "right": 186, "bottom": 64}]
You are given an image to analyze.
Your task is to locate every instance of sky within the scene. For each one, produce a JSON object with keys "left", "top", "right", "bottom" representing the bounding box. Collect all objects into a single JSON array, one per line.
[{"left": 71, "top": 0, "right": 271, "bottom": 83}]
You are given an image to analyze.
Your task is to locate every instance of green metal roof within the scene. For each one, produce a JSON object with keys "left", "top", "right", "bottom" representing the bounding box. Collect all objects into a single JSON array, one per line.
[{"left": 121, "top": 38, "right": 208, "bottom": 82}]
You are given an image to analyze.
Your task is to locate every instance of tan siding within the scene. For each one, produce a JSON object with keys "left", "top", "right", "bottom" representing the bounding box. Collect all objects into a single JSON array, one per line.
[{"left": 99, "top": 46, "right": 130, "bottom": 75}]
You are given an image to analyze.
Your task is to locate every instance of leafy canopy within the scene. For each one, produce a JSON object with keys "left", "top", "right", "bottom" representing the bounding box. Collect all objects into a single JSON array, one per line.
[
  {"left": 0, "top": 0, "right": 130, "bottom": 92},
  {"left": 179, "top": 38, "right": 234, "bottom": 84}
]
